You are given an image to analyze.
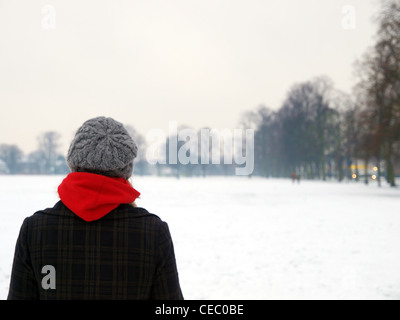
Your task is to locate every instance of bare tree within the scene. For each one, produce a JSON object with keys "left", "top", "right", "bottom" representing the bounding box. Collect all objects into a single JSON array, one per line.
[
  {"left": 353, "top": 0, "right": 400, "bottom": 187},
  {"left": 37, "top": 131, "right": 61, "bottom": 174},
  {"left": 0, "top": 144, "right": 23, "bottom": 174}
]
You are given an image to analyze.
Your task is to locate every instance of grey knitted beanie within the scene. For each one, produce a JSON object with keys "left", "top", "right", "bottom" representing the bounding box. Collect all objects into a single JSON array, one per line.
[{"left": 67, "top": 117, "right": 138, "bottom": 180}]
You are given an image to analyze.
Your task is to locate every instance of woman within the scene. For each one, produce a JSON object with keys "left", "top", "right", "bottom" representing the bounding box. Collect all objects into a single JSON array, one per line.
[{"left": 8, "top": 116, "right": 183, "bottom": 300}]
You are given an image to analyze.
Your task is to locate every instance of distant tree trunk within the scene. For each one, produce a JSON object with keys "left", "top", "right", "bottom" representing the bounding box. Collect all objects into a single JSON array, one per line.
[
  {"left": 385, "top": 156, "right": 395, "bottom": 187},
  {"left": 336, "top": 156, "right": 344, "bottom": 182},
  {"left": 309, "top": 163, "right": 315, "bottom": 180},
  {"left": 377, "top": 158, "right": 382, "bottom": 187},
  {"left": 354, "top": 158, "right": 360, "bottom": 182},
  {"left": 364, "top": 158, "right": 369, "bottom": 185},
  {"left": 383, "top": 142, "right": 395, "bottom": 187},
  {"left": 321, "top": 154, "right": 326, "bottom": 181}
]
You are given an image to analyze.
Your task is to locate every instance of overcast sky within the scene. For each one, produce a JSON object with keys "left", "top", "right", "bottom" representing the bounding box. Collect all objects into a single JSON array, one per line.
[{"left": 0, "top": 0, "right": 379, "bottom": 155}]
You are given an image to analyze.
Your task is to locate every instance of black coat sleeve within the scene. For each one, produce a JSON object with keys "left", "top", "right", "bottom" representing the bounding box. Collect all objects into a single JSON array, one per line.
[
  {"left": 151, "top": 222, "right": 184, "bottom": 300},
  {"left": 7, "top": 218, "right": 39, "bottom": 300}
]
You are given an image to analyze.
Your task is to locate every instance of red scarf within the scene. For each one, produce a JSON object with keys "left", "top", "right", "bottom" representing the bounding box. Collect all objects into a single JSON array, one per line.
[{"left": 58, "top": 172, "right": 141, "bottom": 222}]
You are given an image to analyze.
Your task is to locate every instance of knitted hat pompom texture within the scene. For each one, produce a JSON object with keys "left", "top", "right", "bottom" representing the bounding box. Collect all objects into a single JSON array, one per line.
[{"left": 67, "top": 117, "right": 138, "bottom": 180}]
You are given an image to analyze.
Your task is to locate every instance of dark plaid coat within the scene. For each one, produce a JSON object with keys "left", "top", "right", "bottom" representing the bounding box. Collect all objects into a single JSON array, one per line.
[{"left": 7, "top": 201, "right": 183, "bottom": 300}]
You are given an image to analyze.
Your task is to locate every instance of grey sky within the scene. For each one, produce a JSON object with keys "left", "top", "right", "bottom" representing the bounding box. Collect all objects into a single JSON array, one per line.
[{"left": 0, "top": 0, "right": 379, "bottom": 155}]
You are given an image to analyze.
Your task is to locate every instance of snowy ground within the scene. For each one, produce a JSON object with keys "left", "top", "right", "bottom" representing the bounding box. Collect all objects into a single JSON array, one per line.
[{"left": 0, "top": 175, "right": 400, "bottom": 300}]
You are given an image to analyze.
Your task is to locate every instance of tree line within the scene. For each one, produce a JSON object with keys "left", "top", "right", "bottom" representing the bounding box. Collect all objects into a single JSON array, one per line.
[
  {"left": 1, "top": 1, "right": 399, "bottom": 185},
  {"left": 0, "top": 125, "right": 241, "bottom": 177},
  {"left": 0, "top": 132, "right": 69, "bottom": 175},
  {"left": 242, "top": 0, "right": 400, "bottom": 187}
]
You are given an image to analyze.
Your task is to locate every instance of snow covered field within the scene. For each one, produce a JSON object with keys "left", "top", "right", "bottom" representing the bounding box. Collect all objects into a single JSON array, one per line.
[{"left": 1, "top": 175, "right": 400, "bottom": 300}]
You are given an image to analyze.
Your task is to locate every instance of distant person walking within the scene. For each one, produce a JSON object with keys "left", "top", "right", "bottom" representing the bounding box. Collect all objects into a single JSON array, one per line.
[
  {"left": 291, "top": 172, "right": 301, "bottom": 184},
  {"left": 8, "top": 117, "right": 183, "bottom": 300}
]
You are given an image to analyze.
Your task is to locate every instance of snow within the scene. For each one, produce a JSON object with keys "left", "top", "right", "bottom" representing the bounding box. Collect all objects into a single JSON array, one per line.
[{"left": 1, "top": 175, "right": 400, "bottom": 300}]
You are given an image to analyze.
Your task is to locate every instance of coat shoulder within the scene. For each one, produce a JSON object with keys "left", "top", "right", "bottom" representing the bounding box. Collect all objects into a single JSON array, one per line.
[{"left": 24, "top": 201, "right": 166, "bottom": 227}]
